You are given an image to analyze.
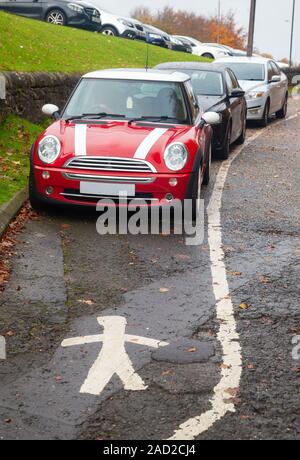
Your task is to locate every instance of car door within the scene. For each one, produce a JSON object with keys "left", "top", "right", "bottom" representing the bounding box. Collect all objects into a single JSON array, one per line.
[
  {"left": 225, "top": 70, "right": 243, "bottom": 142},
  {"left": 267, "top": 61, "right": 281, "bottom": 114},
  {"left": 4, "top": 0, "right": 43, "bottom": 18},
  {"left": 271, "top": 61, "right": 287, "bottom": 111}
]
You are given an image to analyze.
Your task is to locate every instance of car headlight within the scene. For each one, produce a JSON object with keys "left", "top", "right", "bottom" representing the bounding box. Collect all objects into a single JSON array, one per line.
[
  {"left": 38, "top": 136, "right": 61, "bottom": 164},
  {"left": 67, "top": 3, "right": 84, "bottom": 13},
  {"left": 247, "top": 91, "right": 265, "bottom": 99},
  {"left": 164, "top": 143, "right": 188, "bottom": 171},
  {"left": 118, "top": 18, "right": 134, "bottom": 27}
]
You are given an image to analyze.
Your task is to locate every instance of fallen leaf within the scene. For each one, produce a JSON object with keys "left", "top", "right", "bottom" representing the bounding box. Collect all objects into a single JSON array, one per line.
[
  {"left": 230, "top": 271, "right": 242, "bottom": 276},
  {"left": 6, "top": 330, "right": 15, "bottom": 337},
  {"left": 239, "top": 302, "right": 250, "bottom": 310},
  {"left": 259, "top": 275, "right": 270, "bottom": 284},
  {"left": 159, "top": 288, "right": 169, "bottom": 293},
  {"left": 188, "top": 347, "right": 197, "bottom": 353},
  {"left": 162, "top": 370, "right": 172, "bottom": 376},
  {"left": 78, "top": 299, "right": 95, "bottom": 306},
  {"left": 4, "top": 418, "right": 12, "bottom": 424}
]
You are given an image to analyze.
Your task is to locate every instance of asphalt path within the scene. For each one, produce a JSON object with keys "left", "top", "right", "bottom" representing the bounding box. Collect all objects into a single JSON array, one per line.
[{"left": 0, "top": 99, "right": 299, "bottom": 440}]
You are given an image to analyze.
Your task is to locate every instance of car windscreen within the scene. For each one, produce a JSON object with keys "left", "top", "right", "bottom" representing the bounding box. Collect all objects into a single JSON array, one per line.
[
  {"left": 183, "top": 70, "right": 224, "bottom": 96},
  {"left": 224, "top": 63, "right": 265, "bottom": 81},
  {"left": 63, "top": 78, "right": 188, "bottom": 123}
]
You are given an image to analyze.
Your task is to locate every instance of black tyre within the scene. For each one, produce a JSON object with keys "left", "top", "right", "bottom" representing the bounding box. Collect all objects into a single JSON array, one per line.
[
  {"left": 191, "top": 167, "right": 202, "bottom": 221},
  {"left": 276, "top": 94, "right": 288, "bottom": 119},
  {"left": 236, "top": 112, "right": 247, "bottom": 145},
  {"left": 101, "top": 26, "right": 119, "bottom": 36},
  {"left": 29, "top": 169, "right": 46, "bottom": 212},
  {"left": 217, "top": 123, "right": 231, "bottom": 160},
  {"left": 202, "top": 53, "right": 214, "bottom": 59},
  {"left": 45, "top": 9, "right": 67, "bottom": 26},
  {"left": 202, "top": 143, "right": 211, "bottom": 186},
  {"left": 259, "top": 100, "right": 270, "bottom": 128}
]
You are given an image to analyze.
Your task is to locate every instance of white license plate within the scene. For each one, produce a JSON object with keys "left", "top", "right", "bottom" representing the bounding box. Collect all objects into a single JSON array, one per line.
[
  {"left": 92, "top": 17, "right": 101, "bottom": 23},
  {"left": 80, "top": 182, "right": 136, "bottom": 197}
]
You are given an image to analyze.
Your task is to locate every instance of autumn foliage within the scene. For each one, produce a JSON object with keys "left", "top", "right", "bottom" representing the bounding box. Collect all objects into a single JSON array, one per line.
[{"left": 132, "top": 6, "right": 246, "bottom": 50}]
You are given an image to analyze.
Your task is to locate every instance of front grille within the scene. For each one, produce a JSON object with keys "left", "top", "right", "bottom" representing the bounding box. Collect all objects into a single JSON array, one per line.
[
  {"left": 85, "top": 7, "right": 100, "bottom": 17},
  {"left": 61, "top": 189, "right": 156, "bottom": 204},
  {"left": 64, "top": 157, "right": 157, "bottom": 173},
  {"left": 62, "top": 173, "right": 155, "bottom": 184}
]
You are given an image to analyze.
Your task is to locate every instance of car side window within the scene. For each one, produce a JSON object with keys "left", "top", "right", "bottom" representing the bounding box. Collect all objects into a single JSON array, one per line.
[
  {"left": 228, "top": 70, "right": 239, "bottom": 89},
  {"left": 271, "top": 61, "right": 281, "bottom": 76},
  {"left": 267, "top": 62, "right": 275, "bottom": 82},
  {"left": 225, "top": 71, "right": 234, "bottom": 94},
  {"left": 184, "top": 81, "right": 199, "bottom": 121}
]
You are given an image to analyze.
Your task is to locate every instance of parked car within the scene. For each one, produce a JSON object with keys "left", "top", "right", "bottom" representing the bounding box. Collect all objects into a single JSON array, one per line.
[
  {"left": 90, "top": 3, "right": 145, "bottom": 39},
  {"left": 144, "top": 25, "right": 191, "bottom": 52},
  {"left": 204, "top": 44, "right": 247, "bottom": 57},
  {"left": 215, "top": 57, "right": 289, "bottom": 126},
  {"left": 173, "top": 36, "right": 231, "bottom": 59},
  {"left": 29, "top": 69, "right": 220, "bottom": 215},
  {"left": 0, "top": 0, "right": 102, "bottom": 30},
  {"left": 156, "top": 62, "right": 247, "bottom": 159}
]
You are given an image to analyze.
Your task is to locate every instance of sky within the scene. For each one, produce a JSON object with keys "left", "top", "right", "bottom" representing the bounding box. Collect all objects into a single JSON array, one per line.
[{"left": 94, "top": 0, "right": 300, "bottom": 63}]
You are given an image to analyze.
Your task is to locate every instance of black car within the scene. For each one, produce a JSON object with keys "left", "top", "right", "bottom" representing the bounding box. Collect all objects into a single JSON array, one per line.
[
  {"left": 0, "top": 0, "right": 102, "bottom": 31},
  {"left": 155, "top": 62, "right": 247, "bottom": 159},
  {"left": 144, "top": 25, "right": 192, "bottom": 53}
]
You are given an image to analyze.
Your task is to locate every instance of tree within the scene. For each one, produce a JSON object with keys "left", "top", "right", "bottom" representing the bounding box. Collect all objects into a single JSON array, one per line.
[{"left": 131, "top": 6, "right": 246, "bottom": 49}]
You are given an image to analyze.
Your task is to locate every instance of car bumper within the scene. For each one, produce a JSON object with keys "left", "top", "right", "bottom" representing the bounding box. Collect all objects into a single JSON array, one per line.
[
  {"left": 33, "top": 165, "right": 195, "bottom": 208},
  {"left": 246, "top": 97, "right": 266, "bottom": 120},
  {"left": 67, "top": 13, "right": 102, "bottom": 31}
]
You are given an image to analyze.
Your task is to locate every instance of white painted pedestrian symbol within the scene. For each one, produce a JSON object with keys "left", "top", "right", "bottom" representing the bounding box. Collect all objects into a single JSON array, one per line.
[
  {"left": 0, "top": 335, "right": 6, "bottom": 360},
  {"left": 61, "top": 316, "right": 169, "bottom": 396}
]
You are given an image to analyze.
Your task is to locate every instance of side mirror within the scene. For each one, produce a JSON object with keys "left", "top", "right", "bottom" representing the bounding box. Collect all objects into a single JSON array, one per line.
[
  {"left": 230, "top": 88, "right": 245, "bottom": 98},
  {"left": 42, "top": 104, "right": 60, "bottom": 119},
  {"left": 201, "top": 111, "right": 221, "bottom": 126},
  {"left": 270, "top": 75, "right": 281, "bottom": 83}
]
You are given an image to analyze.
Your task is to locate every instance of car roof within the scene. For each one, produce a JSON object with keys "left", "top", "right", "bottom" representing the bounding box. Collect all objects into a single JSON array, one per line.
[
  {"left": 215, "top": 56, "right": 270, "bottom": 64},
  {"left": 155, "top": 61, "right": 229, "bottom": 74},
  {"left": 83, "top": 69, "right": 190, "bottom": 83}
]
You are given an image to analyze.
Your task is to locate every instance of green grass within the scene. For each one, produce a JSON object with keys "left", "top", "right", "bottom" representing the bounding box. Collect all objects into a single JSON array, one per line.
[
  {"left": 0, "top": 115, "right": 44, "bottom": 206},
  {"left": 0, "top": 11, "right": 206, "bottom": 73}
]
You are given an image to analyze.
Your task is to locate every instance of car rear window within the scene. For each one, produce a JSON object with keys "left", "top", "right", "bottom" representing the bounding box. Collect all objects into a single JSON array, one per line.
[{"left": 224, "top": 63, "right": 265, "bottom": 81}]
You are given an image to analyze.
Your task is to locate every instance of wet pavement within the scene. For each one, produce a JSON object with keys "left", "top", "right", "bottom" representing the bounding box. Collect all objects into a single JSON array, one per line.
[{"left": 0, "top": 99, "right": 299, "bottom": 440}]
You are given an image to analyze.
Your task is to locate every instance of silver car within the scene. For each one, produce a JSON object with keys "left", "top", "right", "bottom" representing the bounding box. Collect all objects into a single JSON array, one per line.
[{"left": 215, "top": 57, "right": 288, "bottom": 127}]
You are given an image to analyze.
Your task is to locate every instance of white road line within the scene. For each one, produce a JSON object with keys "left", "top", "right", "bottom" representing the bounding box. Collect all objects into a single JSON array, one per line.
[
  {"left": 74, "top": 124, "right": 87, "bottom": 156},
  {"left": 134, "top": 128, "right": 168, "bottom": 159},
  {"left": 170, "top": 113, "right": 300, "bottom": 440}
]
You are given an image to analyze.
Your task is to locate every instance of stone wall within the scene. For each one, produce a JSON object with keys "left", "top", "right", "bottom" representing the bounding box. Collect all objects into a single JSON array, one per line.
[{"left": 0, "top": 72, "right": 81, "bottom": 124}]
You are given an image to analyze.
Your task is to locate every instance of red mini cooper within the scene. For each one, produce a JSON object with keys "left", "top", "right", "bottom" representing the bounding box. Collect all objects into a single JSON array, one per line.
[{"left": 30, "top": 69, "right": 220, "bottom": 212}]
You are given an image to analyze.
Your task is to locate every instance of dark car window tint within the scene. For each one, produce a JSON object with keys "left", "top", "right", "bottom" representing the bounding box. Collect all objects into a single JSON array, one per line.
[
  {"left": 228, "top": 70, "right": 239, "bottom": 89},
  {"left": 225, "top": 71, "right": 234, "bottom": 93},
  {"left": 182, "top": 70, "right": 224, "bottom": 96},
  {"left": 184, "top": 81, "right": 200, "bottom": 120},
  {"left": 63, "top": 78, "right": 188, "bottom": 123},
  {"left": 224, "top": 63, "right": 265, "bottom": 81}
]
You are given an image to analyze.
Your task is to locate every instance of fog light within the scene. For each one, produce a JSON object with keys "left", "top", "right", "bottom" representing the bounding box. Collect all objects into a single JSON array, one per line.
[
  {"left": 165, "top": 193, "right": 174, "bottom": 202},
  {"left": 42, "top": 171, "right": 50, "bottom": 180},
  {"left": 45, "top": 186, "right": 54, "bottom": 196},
  {"left": 169, "top": 178, "right": 178, "bottom": 187}
]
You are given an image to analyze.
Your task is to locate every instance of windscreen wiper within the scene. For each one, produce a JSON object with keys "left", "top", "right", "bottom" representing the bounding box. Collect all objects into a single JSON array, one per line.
[
  {"left": 65, "top": 113, "right": 126, "bottom": 122},
  {"left": 128, "top": 116, "right": 184, "bottom": 125}
]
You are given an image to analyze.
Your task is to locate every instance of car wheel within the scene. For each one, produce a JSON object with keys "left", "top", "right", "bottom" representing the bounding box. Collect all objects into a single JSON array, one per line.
[
  {"left": 217, "top": 123, "right": 231, "bottom": 160},
  {"left": 29, "top": 168, "right": 46, "bottom": 212},
  {"left": 101, "top": 26, "right": 119, "bottom": 36},
  {"left": 276, "top": 94, "right": 288, "bottom": 119},
  {"left": 191, "top": 166, "right": 202, "bottom": 221},
  {"left": 202, "top": 143, "right": 211, "bottom": 186},
  {"left": 236, "top": 112, "right": 247, "bottom": 145},
  {"left": 202, "top": 53, "right": 214, "bottom": 59},
  {"left": 45, "top": 9, "right": 66, "bottom": 26},
  {"left": 259, "top": 100, "right": 270, "bottom": 128}
]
